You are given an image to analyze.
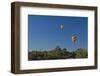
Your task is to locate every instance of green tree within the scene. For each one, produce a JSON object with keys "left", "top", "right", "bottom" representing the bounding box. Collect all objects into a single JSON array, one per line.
[{"left": 75, "top": 48, "right": 88, "bottom": 58}]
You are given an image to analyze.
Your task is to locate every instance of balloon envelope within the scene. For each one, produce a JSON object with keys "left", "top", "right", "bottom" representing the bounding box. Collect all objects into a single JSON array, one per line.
[
  {"left": 60, "top": 24, "right": 64, "bottom": 30},
  {"left": 72, "top": 36, "right": 77, "bottom": 44}
]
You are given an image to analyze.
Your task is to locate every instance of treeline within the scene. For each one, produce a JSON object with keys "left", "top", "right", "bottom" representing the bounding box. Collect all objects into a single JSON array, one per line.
[{"left": 28, "top": 46, "right": 88, "bottom": 60}]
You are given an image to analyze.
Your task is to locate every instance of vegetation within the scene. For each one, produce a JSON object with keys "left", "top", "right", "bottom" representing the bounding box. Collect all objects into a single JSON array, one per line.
[{"left": 28, "top": 46, "right": 88, "bottom": 60}]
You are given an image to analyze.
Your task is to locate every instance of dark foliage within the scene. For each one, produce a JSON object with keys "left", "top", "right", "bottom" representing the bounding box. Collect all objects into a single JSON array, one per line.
[{"left": 28, "top": 46, "right": 88, "bottom": 60}]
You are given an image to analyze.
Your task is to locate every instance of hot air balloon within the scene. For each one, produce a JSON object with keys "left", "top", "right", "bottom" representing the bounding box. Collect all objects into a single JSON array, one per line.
[
  {"left": 72, "top": 35, "right": 77, "bottom": 44},
  {"left": 60, "top": 24, "right": 64, "bottom": 31}
]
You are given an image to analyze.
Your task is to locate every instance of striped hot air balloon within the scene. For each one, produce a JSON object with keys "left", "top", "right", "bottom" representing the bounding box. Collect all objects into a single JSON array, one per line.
[{"left": 72, "top": 35, "right": 77, "bottom": 44}]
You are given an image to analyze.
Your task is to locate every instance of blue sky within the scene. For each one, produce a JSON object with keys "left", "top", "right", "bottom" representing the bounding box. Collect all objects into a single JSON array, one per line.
[{"left": 28, "top": 15, "right": 88, "bottom": 51}]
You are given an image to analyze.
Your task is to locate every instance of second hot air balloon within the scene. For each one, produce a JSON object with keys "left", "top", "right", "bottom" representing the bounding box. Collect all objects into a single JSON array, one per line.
[{"left": 72, "top": 35, "right": 77, "bottom": 44}]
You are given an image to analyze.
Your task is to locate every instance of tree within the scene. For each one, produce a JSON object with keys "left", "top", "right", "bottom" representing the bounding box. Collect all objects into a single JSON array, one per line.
[
  {"left": 75, "top": 48, "right": 88, "bottom": 58},
  {"left": 54, "top": 46, "right": 62, "bottom": 51}
]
